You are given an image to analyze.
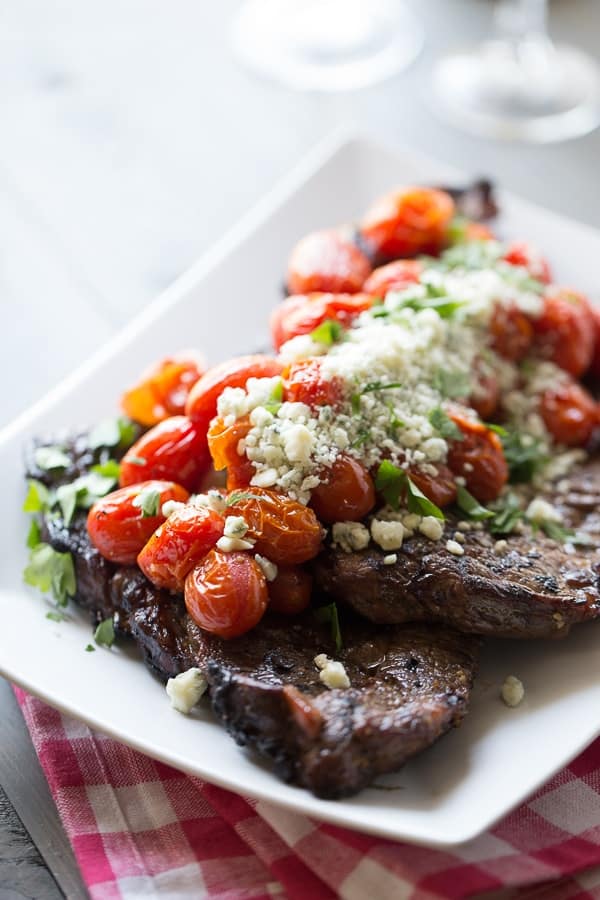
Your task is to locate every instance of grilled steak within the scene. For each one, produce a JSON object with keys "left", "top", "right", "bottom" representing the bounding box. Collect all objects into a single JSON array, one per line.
[{"left": 313, "top": 461, "right": 600, "bottom": 639}]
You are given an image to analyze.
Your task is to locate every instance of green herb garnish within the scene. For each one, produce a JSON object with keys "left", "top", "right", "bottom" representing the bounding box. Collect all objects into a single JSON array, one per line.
[
  {"left": 132, "top": 486, "right": 161, "bottom": 518},
  {"left": 314, "top": 603, "right": 343, "bottom": 652},
  {"left": 263, "top": 379, "right": 284, "bottom": 416},
  {"left": 26, "top": 519, "right": 42, "bottom": 549},
  {"left": 374, "top": 460, "right": 444, "bottom": 520},
  {"left": 310, "top": 319, "right": 345, "bottom": 346},
  {"left": 91, "top": 459, "right": 121, "bottom": 479},
  {"left": 489, "top": 493, "right": 523, "bottom": 535},
  {"left": 456, "top": 485, "right": 494, "bottom": 521},
  {"left": 94, "top": 618, "right": 116, "bottom": 648},
  {"left": 23, "top": 543, "right": 76, "bottom": 607},
  {"left": 55, "top": 471, "right": 118, "bottom": 526},
  {"left": 85, "top": 644, "right": 96, "bottom": 652},
  {"left": 432, "top": 369, "right": 471, "bottom": 400},
  {"left": 88, "top": 417, "right": 136, "bottom": 450},
  {"left": 23, "top": 479, "right": 51, "bottom": 513},
  {"left": 46, "top": 610, "right": 66, "bottom": 623},
  {"left": 226, "top": 491, "right": 262, "bottom": 507},
  {"left": 350, "top": 381, "right": 402, "bottom": 415},
  {"left": 34, "top": 446, "right": 71, "bottom": 471},
  {"left": 429, "top": 407, "right": 464, "bottom": 442},
  {"left": 501, "top": 431, "right": 548, "bottom": 483}
]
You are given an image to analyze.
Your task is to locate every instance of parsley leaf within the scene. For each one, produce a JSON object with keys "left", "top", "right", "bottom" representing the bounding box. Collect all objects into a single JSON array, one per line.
[
  {"left": 91, "top": 459, "right": 121, "bottom": 479},
  {"left": 226, "top": 491, "right": 262, "bottom": 507},
  {"left": 429, "top": 407, "right": 464, "bottom": 442},
  {"left": 405, "top": 476, "right": 444, "bottom": 520},
  {"left": 132, "top": 486, "right": 161, "bottom": 517},
  {"left": 85, "top": 644, "right": 96, "bottom": 652},
  {"left": 314, "top": 603, "right": 343, "bottom": 652},
  {"left": 88, "top": 417, "right": 136, "bottom": 450},
  {"left": 486, "top": 423, "right": 508, "bottom": 437},
  {"left": 432, "top": 369, "right": 471, "bottom": 400},
  {"left": 34, "top": 446, "right": 71, "bottom": 471},
  {"left": 501, "top": 431, "right": 548, "bottom": 483},
  {"left": 456, "top": 485, "right": 494, "bottom": 520},
  {"left": 351, "top": 381, "right": 402, "bottom": 415},
  {"left": 23, "top": 543, "right": 76, "bottom": 606},
  {"left": 310, "top": 319, "right": 345, "bottom": 346},
  {"left": 374, "top": 461, "right": 444, "bottom": 520},
  {"left": 262, "top": 379, "right": 284, "bottom": 416},
  {"left": 489, "top": 493, "right": 523, "bottom": 535},
  {"left": 46, "top": 610, "right": 66, "bottom": 623},
  {"left": 438, "top": 240, "right": 503, "bottom": 271},
  {"left": 55, "top": 471, "right": 119, "bottom": 525},
  {"left": 392, "top": 292, "right": 465, "bottom": 319},
  {"left": 23, "top": 480, "right": 51, "bottom": 513},
  {"left": 94, "top": 618, "right": 115, "bottom": 648},
  {"left": 26, "top": 519, "right": 41, "bottom": 549}
]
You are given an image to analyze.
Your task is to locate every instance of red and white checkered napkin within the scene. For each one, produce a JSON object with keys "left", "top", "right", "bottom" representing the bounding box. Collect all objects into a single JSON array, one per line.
[{"left": 13, "top": 687, "right": 600, "bottom": 900}]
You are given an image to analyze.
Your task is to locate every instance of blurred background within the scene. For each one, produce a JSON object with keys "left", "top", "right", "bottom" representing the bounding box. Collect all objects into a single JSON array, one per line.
[{"left": 1, "top": 0, "right": 599, "bottom": 428}]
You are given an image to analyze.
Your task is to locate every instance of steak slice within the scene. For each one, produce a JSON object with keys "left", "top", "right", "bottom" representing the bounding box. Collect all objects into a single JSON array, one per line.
[{"left": 313, "top": 461, "right": 600, "bottom": 639}]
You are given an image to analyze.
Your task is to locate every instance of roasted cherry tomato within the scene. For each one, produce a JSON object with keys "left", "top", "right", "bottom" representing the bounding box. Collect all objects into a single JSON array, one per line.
[
  {"left": 270, "top": 292, "right": 374, "bottom": 352},
  {"left": 503, "top": 241, "right": 551, "bottom": 284},
  {"left": 185, "top": 355, "right": 284, "bottom": 428},
  {"left": 489, "top": 302, "right": 534, "bottom": 362},
  {"left": 119, "top": 416, "right": 211, "bottom": 492},
  {"left": 408, "top": 464, "right": 457, "bottom": 509},
  {"left": 137, "top": 505, "right": 225, "bottom": 592},
  {"left": 268, "top": 566, "right": 312, "bottom": 615},
  {"left": 362, "top": 260, "right": 422, "bottom": 296},
  {"left": 462, "top": 221, "right": 495, "bottom": 242},
  {"left": 588, "top": 304, "right": 600, "bottom": 379},
  {"left": 310, "top": 454, "right": 376, "bottom": 524},
  {"left": 283, "top": 359, "right": 345, "bottom": 409},
  {"left": 87, "top": 480, "right": 189, "bottom": 564},
  {"left": 469, "top": 360, "right": 500, "bottom": 421},
  {"left": 184, "top": 550, "right": 268, "bottom": 639},
  {"left": 120, "top": 352, "right": 204, "bottom": 427},
  {"left": 286, "top": 229, "right": 372, "bottom": 295},
  {"left": 446, "top": 413, "right": 508, "bottom": 502},
  {"left": 207, "top": 415, "right": 255, "bottom": 489},
  {"left": 539, "top": 381, "right": 597, "bottom": 447},
  {"left": 532, "top": 289, "right": 595, "bottom": 378},
  {"left": 360, "top": 187, "right": 455, "bottom": 261},
  {"left": 228, "top": 487, "right": 322, "bottom": 565}
]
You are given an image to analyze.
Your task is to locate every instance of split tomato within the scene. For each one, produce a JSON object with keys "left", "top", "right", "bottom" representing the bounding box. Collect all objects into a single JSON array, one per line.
[
  {"left": 121, "top": 352, "right": 204, "bottom": 427},
  {"left": 360, "top": 187, "right": 455, "bottom": 261},
  {"left": 185, "top": 550, "right": 268, "bottom": 639},
  {"left": 207, "top": 415, "right": 255, "bottom": 489},
  {"left": 119, "top": 416, "right": 211, "bottom": 492},
  {"left": 228, "top": 488, "right": 322, "bottom": 565}
]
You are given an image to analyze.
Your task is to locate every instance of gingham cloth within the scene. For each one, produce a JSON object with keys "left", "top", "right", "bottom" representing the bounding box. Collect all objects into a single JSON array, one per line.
[{"left": 12, "top": 687, "right": 600, "bottom": 899}]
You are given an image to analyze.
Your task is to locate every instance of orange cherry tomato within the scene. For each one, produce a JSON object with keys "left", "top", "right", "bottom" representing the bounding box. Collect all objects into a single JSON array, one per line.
[
  {"left": 137, "top": 505, "right": 225, "bottom": 593},
  {"left": 286, "top": 229, "right": 372, "bottom": 295},
  {"left": 532, "top": 289, "right": 595, "bottom": 378},
  {"left": 408, "top": 464, "right": 457, "bottom": 509},
  {"left": 270, "top": 292, "right": 374, "bottom": 351},
  {"left": 228, "top": 487, "right": 323, "bottom": 565},
  {"left": 119, "top": 416, "right": 211, "bottom": 492},
  {"left": 185, "top": 355, "right": 284, "bottom": 428},
  {"left": 539, "top": 381, "right": 597, "bottom": 447},
  {"left": 462, "top": 221, "right": 495, "bottom": 241},
  {"left": 184, "top": 550, "right": 268, "bottom": 639},
  {"left": 489, "top": 302, "right": 534, "bottom": 362},
  {"left": 503, "top": 241, "right": 551, "bottom": 284},
  {"left": 446, "top": 413, "right": 508, "bottom": 502},
  {"left": 588, "top": 304, "right": 600, "bottom": 379},
  {"left": 120, "top": 352, "right": 204, "bottom": 427},
  {"left": 207, "top": 415, "right": 255, "bottom": 490},
  {"left": 283, "top": 359, "right": 345, "bottom": 409},
  {"left": 360, "top": 187, "right": 455, "bottom": 261},
  {"left": 310, "top": 454, "right": 376, "bottom": 524},
  {"left": 469, "top": 359, "right": 500, "bottom": 421},
  {"left": 362, "top": 260, "right": 422, "bottom": 297},
  {"left": 87, "top": 480, "right": 189, "bottom": 564},
  {"left": 268, "top": 566, "right": 312, "bottom": 615}
]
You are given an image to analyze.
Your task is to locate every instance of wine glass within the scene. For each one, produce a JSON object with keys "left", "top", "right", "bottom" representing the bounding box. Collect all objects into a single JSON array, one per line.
[
  {"left": 230, "top": 0, "right": 423, "bottom": 92},
  {"left": 432, "top": 0, "right": 600, "bottom": 142}
]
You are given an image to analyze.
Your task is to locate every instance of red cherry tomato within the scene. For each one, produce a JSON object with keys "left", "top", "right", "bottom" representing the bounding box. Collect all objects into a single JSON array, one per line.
[
  {"left": 268, "top": 566, "right": 312, "bottom": 615},
  {"left": 408, "top": 464, "right": 457, "bottom": 509},
  {"left": 184, "top": 550, "right": 268, "bottom": 639},
  {"left": 283, "top": 359, "right": 345, "bottom": 409},
  {"left": 362, "top": 260, "right": 423, "bottom": 296},
  {"left": 286, "top": 229, "right": 372, "bottom": 295},
  {"left": 532, "top": 289, "right": 595, "bottom": 378},
  {"left": 489, "top": 303, "right": 534, "bottom": 362},
  {"left": 270, "top": 292, "right": 374, "bottom": 351},
  {"left": 446, "top": 413, "right": 508, "bottom": 502},
  {"left": 360, "top": 187, "right": 455, "bottom": 261},
  {"left": 120, "top": 352, "right": 204, "bottom": 427},
  {"left": 588, "top": 304, "right": 600, "bottom": 379},
  {"left": 503, "top": 241, "right": 551, "bottom": 284},
  {"left": 137, "top": 505, "right": 225, "bottom": 592},
  {"left": 87, "top": 480, "right": 189, "bottom": 564},
  {"left": 185, "top": 355, "right": 284, "bottom": 428},
  {"left": 228, "top": 487, "right": 323, "bottom": 565},
  {"left": 310, "top": 454, "right": 375, "bottom": 524},
  {"left": 119, "top": 416, "right": 211, "bottom": 492},
  {"left": 539, "top": 381, "right": 597, "bottom": 447},
  {"left": 469, "top": 359, "right": 500, "bottom": 420},
  {"left": 207, "top": 415, "right": 255, "bottom": 489}
]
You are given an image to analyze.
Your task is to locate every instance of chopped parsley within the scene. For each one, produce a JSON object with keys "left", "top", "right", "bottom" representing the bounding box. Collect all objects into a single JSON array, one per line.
[
  {"left": 26, "top": 519, "right": 42, "bottom": 549},
  {"left": 501, "top": 431, "right": 548, "bottom": 483},
  {"left": 456, "top": 485, "right": 494, "bottom": 521},
  {"left": 55, "top": 471, "right": 118, "bottom": 525},
  {"left": 34, "top": 446, "right": 71, "bottom": 471},
  {"left": 94, "top": 618, "right": 116, "bottom": 648},
  {"left": 23, "top": 479, "right": 50, "bottom": 513},
  {"left": 310, "top": 319, "right": 345, "bottom": 346},
  {"left": 391, "top": 292, "right": 465, "bottom": 319},
  {"left": 91, "top": 459, "right": 121, "bottom": 479},
  {"left": 85, "top": 644, "right": 96, "bottom": 652},
  {"left": 489, "top": 493, "right": 523, "bottom": 535},
  {"left": 23, "top": 543, "right": 76, "bottom": 607},
  {"left": 435, "top": 239, "right": 503, "bottom": 271},
  {"left": 132, "top": 486, "right": 161, "bottom": 518},
  {"left": 429, "top": 407, "right": 464, "bottom": 442},
  {"left": 46, "top": 610, "right": 66, "bottom": 623},
  {"left": 314, "top": 602, "right": 343, "bottom": 652},
  {"left": 226, "top": 491, "right": 262, "bottom": 507},
  {"left": 88, "top": 417, "right": 137, "bottom": 451},
  {"left": 351, "top": 381, "right": 402, "bottom": 415},
  {"left": 375, "top": 461, "right": 444, "bottom": 520},
  {"left": 263, "top": 380, "right": 284, "bottom": 416},
  {"left": 432, "top": 369, "right": 471, "bottom": 400}
]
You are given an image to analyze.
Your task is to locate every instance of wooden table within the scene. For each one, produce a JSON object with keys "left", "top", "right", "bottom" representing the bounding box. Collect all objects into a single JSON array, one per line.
[{"left": 2, "top": 0, "right": 599, "bottom": 894}]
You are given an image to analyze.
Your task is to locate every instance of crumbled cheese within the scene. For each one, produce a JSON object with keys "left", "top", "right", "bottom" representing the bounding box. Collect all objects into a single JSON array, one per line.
[
  {"left": 332, "top": 521, "right": 370, "bottom": 553},
  {"left": 217, "top": 515, "right": 255, "bottom": 551},
  {"left": 457, "top": 520, "right": 471, "bottom": 532},
  {"left": 526, "top": 498, "right": 562, "bottom": 524},
  {"left": 192, "top": 490, "right": 228, "bottom": 514},
  {"left": 371, "top": 519, "right": 404, "bottom": 551},
  {"left": 166, "top": 668, "right": 207, "bottom": 714},
  {"left": 162, "top": 499, "right": 186, "bottom": 517},
  {"left": 383, "top": 553, "right": 397, "bottom": 565},
  {"left": 501, "top": 675, "right": 525, "bottom": 708},
  {"left": 453, "top": 531, "right": 466, "bottom": 544},
  {"left": 419, "top": 516, "right": 444, "bottom": 541},
  {"left": 224, "top": 516, "right": 249, "bottom": 538},
  {"left": 255, "top": 553, "right": 278, "bottom": 582},
  {"left": 283, "top": 424, "right": 314, "bottom": 463},
  {"left": 278, "top": 334, "right": 326, "bottom": 364},
  {"left": 314, "top": 654, "right": 350, "bottom": 689},
  {"left": 446, "top": 539, "right": 465, "bottom": 556},
  {"left": 494, "top": 539, "right": 508, "bottom": 556}
]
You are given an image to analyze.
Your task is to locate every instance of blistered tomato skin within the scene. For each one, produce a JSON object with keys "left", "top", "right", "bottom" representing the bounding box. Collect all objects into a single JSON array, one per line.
[
  {"left": 408, "top": 464, "right": 457, "bottom": 509},
  {"left": 532, "top": 289, "right": 595, "bottom": 378},
  {"left": 447, "top": 413, "right": 508, "bottom": 503},
  {"left": 228, "top": 488, "right": 322, "bottom": 565},
  {"left": 270, "top": 293, "right": 374, "bottom": 351},
  {"left": 310, "top": 455, "right": 376, "bottom": 524},
  {"left": 283, "top": 359, "right": 345, "bottom": 409},
  {"left": 137, "top": 506, "right": 225, "bottom": 592},
  {"left": 540, "top": 382, "right": 597, "bottom": 447},
  {"left": 185, "top": 355, "right": 284, "bottom": 428},
  {"left": 362, "top": 260, "right": 422, "bottom": 296},
  {"left": 489, "top": 303, "right": 534, "bottom": 362},
  {"left": 207, "top": 415, "right": 255, "bottom": 489},
  {"left": 360, "top": 187, "right": 455, "bottom": 261},
  {"left": 121, "top": 353, "right": 204, "bottom": 427},
  {"left": 286, "top": 229, "right": 372, "bottom": 295},
  {"left": 119, "top": 416, "right": 211, "bottom": 492},
  {"left": 184, "top": 550, "right": 268, "bottom": 639},
  {"left": 268, "top": 566, "right": 312, "bottom": 615},
  {"left": 87, "top": 481, "right": 189, "bottom": 564}
]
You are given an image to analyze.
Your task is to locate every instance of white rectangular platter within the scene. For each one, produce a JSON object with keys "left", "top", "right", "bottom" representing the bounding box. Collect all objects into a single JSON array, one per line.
[{"left": 2, "top": 133, "right": 600, "bottom": 847}]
